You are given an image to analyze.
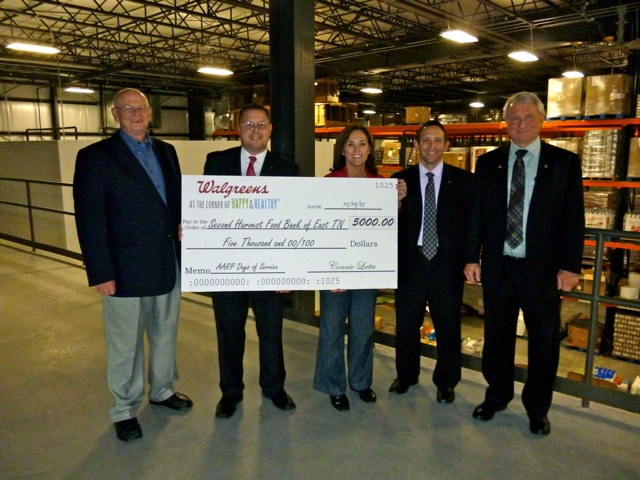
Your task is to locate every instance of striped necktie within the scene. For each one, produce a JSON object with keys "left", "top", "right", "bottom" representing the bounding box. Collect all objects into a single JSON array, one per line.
[{"left": 505, "top": 149, "right": 527, "bottom": 248}]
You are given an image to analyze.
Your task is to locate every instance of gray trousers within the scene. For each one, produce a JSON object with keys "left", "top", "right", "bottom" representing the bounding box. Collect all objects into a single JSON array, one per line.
[{"left": 102, "top": 280, "right": 181, "bottom": 422}]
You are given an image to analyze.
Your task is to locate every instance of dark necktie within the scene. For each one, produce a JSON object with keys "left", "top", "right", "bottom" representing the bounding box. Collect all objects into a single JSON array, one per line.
[
  {"left": 506, "top": 149, "right": 527, "bottom": 248},
  {"left": 422, "top": 172, "right": 438, "bottom": 260},
  {"left": 246, "top": 156, "right": 257, "bottom": 176}
]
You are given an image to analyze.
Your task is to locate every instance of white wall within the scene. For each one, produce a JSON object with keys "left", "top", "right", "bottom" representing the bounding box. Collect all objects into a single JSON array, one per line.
[{"left": 1, "top": 138, "right": 334, "bottom": 255}]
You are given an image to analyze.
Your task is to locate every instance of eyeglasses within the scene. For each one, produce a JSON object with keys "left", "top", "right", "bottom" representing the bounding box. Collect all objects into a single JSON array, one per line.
[
  {"left": 240, "top": 121, "right": 269, "bottom": 131},
  {"left": 115, "top": 106, "right": 151, "bottom": 115},
  {"left": 506, "top": 113, "right": 537, "bottom": 125}
]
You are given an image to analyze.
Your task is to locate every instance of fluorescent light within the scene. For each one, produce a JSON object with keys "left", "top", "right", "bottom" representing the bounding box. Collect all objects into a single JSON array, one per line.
[
  {"left": 7, "top": 42, "right": 60, "bottom": 55},
  {"left": 363, "top": 109, "right": 376, "bottom": 115},
  {"left": 360, "top": 87, "right": 382, "bottom": 94},
  {"left": 197, "top": 66, "right": 234, "bottom": 76},
  {"left": 469, "top": 101, "right": 484, "bottom": 108},
  {"left": 508, "top": 50, "right": 538, "bottom": 62},
  {"left": 562, "top": 70, "right": 584, "bottom": 78},
  {"left": 65, "top": 86, "right": 95, "bottom": 94},
  {"left": 440, "top": 29, "right": 478, "bottom": 44}
]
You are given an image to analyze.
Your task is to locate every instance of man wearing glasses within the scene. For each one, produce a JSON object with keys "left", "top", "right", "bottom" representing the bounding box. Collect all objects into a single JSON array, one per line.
[
  {"left": 204, "top": 103, "right": 299, "bottom": 418},
  {"left": 464, "top": 92, "right": 584, "bottom": 436},
  {"left": 74, "top": 88, "right": 192, "bottom": 442}
]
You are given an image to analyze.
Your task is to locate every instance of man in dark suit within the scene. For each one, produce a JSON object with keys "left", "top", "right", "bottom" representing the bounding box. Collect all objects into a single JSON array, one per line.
[
  {"left": 390, "top": 120, "right": 473, "bottom": 403},
  {"left": 204, "top": 104, "right": 299, "bottom": 418},
  {"left": 74, "top": 88, "right": 192, "bottom": 442},
  {"left": 464, "top": 92, "right": 584, "bottom": 436}
]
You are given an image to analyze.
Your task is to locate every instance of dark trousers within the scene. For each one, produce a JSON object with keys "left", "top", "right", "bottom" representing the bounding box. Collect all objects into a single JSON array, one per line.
[
  {"left": 482, "top": 257, "right": 561, "bottom": 418},
  {"left": 211, "top": 291, "right": 286, "bottom": 396},
  {"left": 395, "top": 250, "right": 463, "bottom": 390}
]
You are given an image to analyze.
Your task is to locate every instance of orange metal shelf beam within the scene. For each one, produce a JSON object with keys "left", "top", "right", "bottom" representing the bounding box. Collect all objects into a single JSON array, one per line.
[
  {"left": 213, "top": 118, "right": 640, "bottom": 139},
  {"left": 584, "top": 239, "right": 640, "bottom": 251},
  {"left": 583, "top": 180, "right": 640, "bottom": 188}
]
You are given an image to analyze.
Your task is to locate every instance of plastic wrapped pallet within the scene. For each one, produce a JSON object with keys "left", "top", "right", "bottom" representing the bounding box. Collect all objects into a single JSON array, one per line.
[{"left": 581, "top": 129, "right": 622, "bottom": 178}]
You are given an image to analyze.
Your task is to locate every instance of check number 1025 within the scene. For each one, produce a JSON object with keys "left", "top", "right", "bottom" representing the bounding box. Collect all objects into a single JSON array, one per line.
[{"left": 350, "top": 216, "right": 395, "bottom": 228}]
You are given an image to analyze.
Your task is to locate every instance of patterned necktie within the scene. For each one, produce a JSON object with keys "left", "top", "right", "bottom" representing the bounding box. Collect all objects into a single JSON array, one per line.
[
  {"left": 422, "top": 172, "right": 438, "bottom": 260},
  {"left": 506, "top": 149, "right": 527, "bottom": 248},
  {"left": 246, "top": 156, "right": 257, "bottom": 176}
]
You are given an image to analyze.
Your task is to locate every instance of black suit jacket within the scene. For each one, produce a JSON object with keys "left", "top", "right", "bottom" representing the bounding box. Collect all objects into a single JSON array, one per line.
[
  {"left": 393, "top": 162, "right": 473, "bottom": 287},
  {"left": 204, "top": 146, "right": 299, "bottom": 177},
  {"left": 73, "top": 132, "right": 182, "bottom": 297},
  {"left": 466, "top": 141, "right": 585, "bottom": 297}
]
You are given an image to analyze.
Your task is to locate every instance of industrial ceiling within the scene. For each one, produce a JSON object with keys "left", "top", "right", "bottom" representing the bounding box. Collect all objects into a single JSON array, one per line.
[{"left": 0, "top": 0, "right": 639, "bottom": 117}]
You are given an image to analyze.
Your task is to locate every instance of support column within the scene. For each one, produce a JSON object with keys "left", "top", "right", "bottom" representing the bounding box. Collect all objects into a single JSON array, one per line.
[
  {"left": 628, "top": 50, "right": 639, "bottom": 117},
  {"left": 49, "top": 86, "right": 60, "bottom": 140},
  {"left": 269, "top": 0, "right": 317, "bottom": 324},
  {"left": 188, "top": 91, "right": 207, "bottom": 140}
]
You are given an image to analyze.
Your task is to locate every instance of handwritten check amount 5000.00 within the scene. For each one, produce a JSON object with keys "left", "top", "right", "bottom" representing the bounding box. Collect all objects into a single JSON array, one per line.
[{"left": 181, "top": 175, "right": 398, "bottom": 292}]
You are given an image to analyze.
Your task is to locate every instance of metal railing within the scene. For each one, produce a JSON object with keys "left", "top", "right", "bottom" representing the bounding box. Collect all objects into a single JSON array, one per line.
[
  {"left": 24, "top": 126, "right": 79, "bottom": 141},
  {"left": 0, "top": 177, "right": 81, "bottom": 260},
  {"left": 1, "top": 176, "right": 638, "bottom": 413}
]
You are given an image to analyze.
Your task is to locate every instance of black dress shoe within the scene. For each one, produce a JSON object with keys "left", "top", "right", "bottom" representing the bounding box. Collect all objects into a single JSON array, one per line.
[
  {"left": 357, "top": 388, "right": 377, "bottom": 403},
  {"left": 330, "top": 394, "right": 350, "bottom": 411},
  {"left": 114, "top": 418, "right": 142, "bottom": 442},
  {"left": 472, "top": 402, "right": 507, "bottom": 421},
  {"left": 388, "top": 378, "right": 417, "bottom": 394},
  {"left": 436, "top": 387, "right": 455, "bottom": 404},
  {"left": 150, "top": 392, "right": 193, "bottom": 411},
  {"left": 215, "top": 392, "right": 243, "bottom": 418},
  {"left": 529, "top": 416, "right": 551, "bottom": 435},
  {"left": 263, "top": 389, "right": 296, "bottom": 411}
]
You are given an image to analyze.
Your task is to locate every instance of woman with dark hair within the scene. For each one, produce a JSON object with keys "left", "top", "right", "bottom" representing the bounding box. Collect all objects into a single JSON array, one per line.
[{"left": 313, "top": 125, "right": 406, "bottom": 411}]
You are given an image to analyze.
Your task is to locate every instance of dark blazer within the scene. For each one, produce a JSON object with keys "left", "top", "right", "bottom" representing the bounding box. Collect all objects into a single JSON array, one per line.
[
  {"left": 393, "top": 162, "right": 474, "bottom": 287},
  {"left": 204, "top": 146, "right": 299, "bottom": 177},
  {"left": 73, "top": 132, "right": 182, "bottom": 297},
  {"left": 466, "top": 141, "right": 585, "bottom": 297}
]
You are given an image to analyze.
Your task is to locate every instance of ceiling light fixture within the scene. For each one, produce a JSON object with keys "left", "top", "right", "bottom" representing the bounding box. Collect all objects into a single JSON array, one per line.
[
  {"left": 469, "top": 92, "right": 484, "bottom": 108},
  {"left": 363, "top": 108, "right": 376, "bottom": 115},
  {"left": 562, "top": 52, "right": 584, "bottom": 78},
  {"left": 197, "top": 66, "right": 234, "bottom": 76},
  {"left": 440, "top": 29, "right": 478, "bottom": 44},
  {"left": 7, "top": 42, "right": 60, "bottom": 55},
  {"left": 508, "top": 50, "right": 538, "bottom": 62},
  {"left": 360, "top": 86, "right": 383, "bottom": 94},
  {"left": 508, "top": 26, "right": 538, "bottom": 62},
  {"left": 562, "top": 70, "right": 584, "bottom": 78},
  {"left": 64, "top": 86, "right": 95, "bottom": 94}
]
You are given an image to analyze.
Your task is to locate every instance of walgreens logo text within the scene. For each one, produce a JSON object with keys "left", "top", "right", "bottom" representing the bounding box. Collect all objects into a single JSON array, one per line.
[{"left": 197, "top": 180, "right": 270, "bottom": 199}]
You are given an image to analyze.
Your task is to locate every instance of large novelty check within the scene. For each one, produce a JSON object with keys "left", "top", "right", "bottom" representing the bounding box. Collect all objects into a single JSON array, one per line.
[{"left": 181, "top": 175, "right": 398, "bottom": 292}]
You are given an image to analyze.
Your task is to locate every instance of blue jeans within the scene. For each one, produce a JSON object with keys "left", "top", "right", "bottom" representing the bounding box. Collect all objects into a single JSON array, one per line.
[{"left": 313, "top": 289, "right": 377, "bottom": 395}]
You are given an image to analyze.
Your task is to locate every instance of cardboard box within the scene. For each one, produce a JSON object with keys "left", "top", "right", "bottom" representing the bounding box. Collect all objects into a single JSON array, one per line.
[
  {"left": 405, "top": 106, "right": 431, "bottom": 124},
  {"left": 547, "top": 137, "right": 581, "bottom": 155},
  {"left": 584, "top": 210, "right": 614, "bottom": 229},
  {"left": 442, "top": 150, "right": 468, "bottom": 170},
  {"left": 579, "top": 269, "right": 607, "bottom": 295},
  {"left": 567, "top": 371, "right": 618, "bottom": 390},
  {"left": 627, "top": 137, "right": 640, "bottom": 178},
  {"left": 382, "top": 141, "right": 401, "bottom": 165},
  {"left": 547, "top": 77, "right": 583, "bottom": 118},
  {"left": 314, "top": 103, "right": 356, "bottom": 127},
  {"left": 565, "top": 314, "right": 603, "bottom": 350},
  {"left": 470, "top": 146, "right": 497, "bottom": 172},
  {"left": 314, "top": 78, "right": 339, "bottom": 103},
  {"left": 584, "top": 74, "right": 633, "bottom": 116}
]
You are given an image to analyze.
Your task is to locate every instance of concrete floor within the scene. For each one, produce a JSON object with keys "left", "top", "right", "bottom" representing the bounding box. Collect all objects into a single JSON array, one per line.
[{"left": 1, "top": 240, "right": 640, "bottom": 480}]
